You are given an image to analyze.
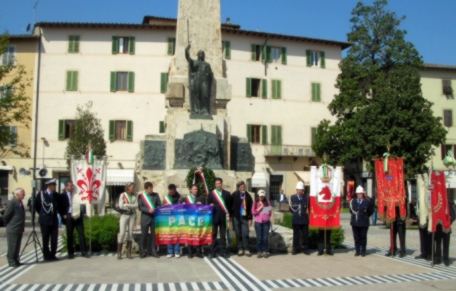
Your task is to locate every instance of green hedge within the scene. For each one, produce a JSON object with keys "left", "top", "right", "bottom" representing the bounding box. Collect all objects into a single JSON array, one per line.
[
  {"left": 277, "top": 212, "right": 345, "bottom": 249},
  {"left": 62, "top": 215, "right": 120, "bottom": 252}
]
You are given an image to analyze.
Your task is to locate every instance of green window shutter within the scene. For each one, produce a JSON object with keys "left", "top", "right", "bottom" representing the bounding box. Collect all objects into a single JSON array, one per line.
[
  {"left": 261, "top": 45, "right": 267, "bottom": 62},
  {"left": 266, "top": 45, "right": 272, "bottom": 63},
  {"left": 109, "top": 120, "right": 115, "bottom": 141},
  {"left": 311, "top": 127, "right": 317, "bottom": 145},
  {"left": 224, "top": 41, "right": 231, "bottom": 59},
  {"left": 271, "top": 126, "right": 277, "bottom": 145},
  {"left": 251, "top": 44, "right": 257, "bottom": 61},
  {"left": 160, "top": 72, "right": 168, "bottom": 93},
  {"left": 68, "top": 36, "right": 80, "bottom": 53},
  {"left": 281, "top": 47, "right": 287, "bottom": 65},
  {"left": 110, "top": 71, "right": 117, "bottom": 92},
  {"left": 262, "top": 79, "right": 268, "bottom": 99},
  {"left": 278, "top": 126, "right": 282, "bottom": 145},
  {"left": 306, "top": 50, "right": 311, "bottom": 67},
  {"left": 128, "top": 72, "right": 135, "bottom": 92},
  {"left": 277, "top": 80, "right": 282, "bottom": 99},
  {"left": 246, "top": 78, "right": 252, "bottom": 97},
  {"left": 74, "top": 36, "right": 80, "bottom": 53},
  {"left": 320, "top": 51, "right": 325, "bottom": 68},
  {"left": 66, "top": 71, "right": 72, "bottom": 91},
  {"left": 159, "top": 121, "right": 165, "bottom": 133},
  {"left": 72, "top": 71, "right": 78, "bottom": 91},
  {"left": 311, "top": 83, "right": 316, "bottom": 101},
  {"left": 58, "top": 120, "right": 65, "bottom": 141},
  {"left": 261, "top": 125, "right": 268, "bottom": 145},
  {"left": 167, "top": 38, "right": 175, "bottom": 56},
  {"left": 68, "top": 36, "right": 73, "bottom": 53},
  {"left": 316, "top": 83, "right": 321, "bottom": 101},
  {"left": 247, "top": 124, "right": 252, "bottom": 143},
  {"left": 126, "top": 120, "right": 133, "bottom": 141},
  {"left": 112, "top": 36, "right": 118, "bottom": 54},
  {"left": 271, "top": 80, "right": 276, "bottom": 99},
  {"left": 129, "top": 37, "right": 135, "bottom": 55}
]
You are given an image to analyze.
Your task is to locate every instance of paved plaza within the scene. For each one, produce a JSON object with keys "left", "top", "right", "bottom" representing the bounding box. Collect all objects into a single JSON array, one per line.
[{"left": 1, "top": 214, "right": 456, "bottom": 291}]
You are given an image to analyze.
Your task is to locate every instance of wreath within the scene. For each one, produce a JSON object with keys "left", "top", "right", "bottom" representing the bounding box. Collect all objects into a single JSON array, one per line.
[{"left": 185, "top": 167, "right": 216, "bottom": 197}]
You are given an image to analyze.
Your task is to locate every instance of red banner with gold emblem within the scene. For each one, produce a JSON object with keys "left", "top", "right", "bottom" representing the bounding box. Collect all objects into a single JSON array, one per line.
[
  {"left": 375, "top": 157, "right": 406, "bottom": 221},
  {"left": 429, "top": 171, "right": 451, "bottom": 233}
]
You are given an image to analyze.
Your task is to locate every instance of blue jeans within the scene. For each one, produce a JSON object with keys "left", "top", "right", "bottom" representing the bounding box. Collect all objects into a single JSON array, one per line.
[
  {"left": 254, "top": 222, "right": 270, "bottom": 252},
  {"left": 372, "top": 211, "right": 377, "bottom": 225},
  {"left": 167, "top": 244, "right": 180, "bottom": 255}
]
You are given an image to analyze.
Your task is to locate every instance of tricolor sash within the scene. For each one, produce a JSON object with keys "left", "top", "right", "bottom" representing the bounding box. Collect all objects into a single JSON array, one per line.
[
  {"left": 213, "top": 189, "right": 230, "bottom": 228},
  {"left": 186, "top": 195, "right": 196, "bottom": 204},
  {"left": 164, "top": 195, "right": 173, "bottom": 205},
  {"left": 123, "top": 192, "right": 133, "bottom": 204},
  {"left": 141, "top": 192, "right": 155, "bottom": 210}
]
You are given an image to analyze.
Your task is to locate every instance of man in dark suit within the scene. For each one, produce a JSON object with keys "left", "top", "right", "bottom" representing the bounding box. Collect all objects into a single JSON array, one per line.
[
  {"left": 433, "top": 201, "right": 456, "bottom": 266},
  {"left": 138, "top": 181, "right": 161, "bottom": 259},
  {"left": 207, "top": 177, "right": 232, "bottom": 259},
  {"left": 385, "top": 204, "right": 407, "bottom": 258},
  {"left": 35, "top": 179, "right": 59, "bottom": 261},
  {"left": 181, "top": 184, "right": 206, "bottom": 258},
  {"left": 230, "top": 181, "right": 253, "bottom": 257},
  {"left": 58, "top": 180, "right": 89, "bottom": 259},
  {"left": 289, "top": 181, "right": 310, "bottom": 255},
  {"left": 4, "top": 188, "right": 26, "bottom": 267}
]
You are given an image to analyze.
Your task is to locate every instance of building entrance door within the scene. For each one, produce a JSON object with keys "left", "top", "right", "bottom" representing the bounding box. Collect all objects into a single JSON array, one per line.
[
  {"left": 269, "top": 175, "right": 283, "bottom": 202},
  {"left": 0, "top": 170, "right": 8, "bottom": 196}
]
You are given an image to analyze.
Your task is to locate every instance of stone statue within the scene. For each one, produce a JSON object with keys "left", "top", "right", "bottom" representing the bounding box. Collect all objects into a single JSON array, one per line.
[{"left": 185, "top": 44, "right": 213, "bottom": 119}]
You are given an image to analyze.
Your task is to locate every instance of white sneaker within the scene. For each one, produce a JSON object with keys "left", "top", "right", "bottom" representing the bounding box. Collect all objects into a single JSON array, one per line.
[
  {"left": 167, "top": 254, "right": 173, "bottom": 258},
  {"left": 175, "top": 254, "right": 180, "bottom": 258}
]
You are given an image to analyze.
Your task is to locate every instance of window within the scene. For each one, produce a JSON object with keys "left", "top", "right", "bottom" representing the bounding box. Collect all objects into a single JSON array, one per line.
[
  {"left": 58, "top": 120, "right": 76, "bottom": 140},
  {"left": 68, "top": 36, "right": 80, "bottom": 53},
  {"left": 444, "top": 110, "right": 453, "bottom": 127},
  {"left": 2, "top": 46, "right": 16, "bottom": 66},
  {"left": 109, "top": 120, "right": 133, "bottom": 141},
  {"left": 66, "top": 71, "right": 78, "bottom": 91},
  {"left": 0, "top": 85, "right": 13, "bottom": 100},
  {"left": 112, "top": 36, "right": 135, "bottom": 55},
  {"left": 271, "top": 47, "right": 281, "bottom": 63},
  {"left": 443, "top": 79, "right": 453, "bottom": 95},
  {"left": 159, "top": 121, "right": 165, "bottom": 133},
  {"left": 306, "top": 50, "right": 325, "bottom": 68},
  {"left": 222, "top": 41, "right": 231, "bottom": 59},
  {"left": 251, "top": 44, "right": 261, "bottom": 61},
  {"left": 271, "top": 80, "right": 282, "bottom": 99},
  {"left": 110, "top": 71, "right": 135, "bottom": 92},
  {"left": 167, "top": 38, "right": 176, "bottom": 56},
  {"left": 160, "top": 72, "right": 169, "bottom": 93},
  {"left": 246, "top": 124, "right": 268, "bottom": 144},
  {"left": 441, "top": 144, "right": 456, "bottom": 159},
  {"left": 311, "top": 83, "right": 321, "bottom": 102},
  {"left": 2, "top": 126, "right": 17, "bottom": 147},
  {"left": 246, "top": 78, "right": 261, "bottom": 97},
  {"left": 311, "top": 127, "right": 317, "bottom": 145}
]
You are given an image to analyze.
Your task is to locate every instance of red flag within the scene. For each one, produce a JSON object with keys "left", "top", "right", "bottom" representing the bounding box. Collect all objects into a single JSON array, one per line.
[
  {"left": 429, "top": 171, "right": 451, "bottom": 233},
  {"left": 375, "top": 157, "right": 406, "bottom": 221}
]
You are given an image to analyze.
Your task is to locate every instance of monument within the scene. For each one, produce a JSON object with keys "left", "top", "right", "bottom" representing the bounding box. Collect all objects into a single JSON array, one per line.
[{"left": 135, "top": 0, "right": 253, "bottom": 196}]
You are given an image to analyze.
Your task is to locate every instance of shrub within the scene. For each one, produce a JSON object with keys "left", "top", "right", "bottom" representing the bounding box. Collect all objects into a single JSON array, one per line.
[
  {"left": 277, "top": 212, "right": 345, "bottom": 249},
  {"left": 63, "top": 215, "right": 119, "bottom": 253}
]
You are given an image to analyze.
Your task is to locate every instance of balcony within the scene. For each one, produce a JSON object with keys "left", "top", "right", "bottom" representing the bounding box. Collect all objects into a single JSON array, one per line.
[{"left": 264, "top": 145, "right": 316, "bottom": 158}]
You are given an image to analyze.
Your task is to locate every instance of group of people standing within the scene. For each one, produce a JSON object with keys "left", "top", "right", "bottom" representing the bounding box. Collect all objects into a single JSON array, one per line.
[{"left": 116, "top": 178, "right": 273, "bottom": 260}]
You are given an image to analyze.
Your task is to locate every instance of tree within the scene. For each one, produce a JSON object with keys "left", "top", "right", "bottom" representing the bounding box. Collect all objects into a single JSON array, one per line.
[
  {"left": 65, "top": 101, "right": 106, "bottom": 167},
  {"left": 313, "top": 0, "right": 446, "bottom": 180},
  {"left": 0, "top": 33, "right": 32, "bottom": 158}
]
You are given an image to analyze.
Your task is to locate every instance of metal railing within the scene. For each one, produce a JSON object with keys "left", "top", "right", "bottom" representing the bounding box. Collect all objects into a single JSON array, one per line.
[{"left": 263, "top": 145, "right": 316, "bottom": 157}]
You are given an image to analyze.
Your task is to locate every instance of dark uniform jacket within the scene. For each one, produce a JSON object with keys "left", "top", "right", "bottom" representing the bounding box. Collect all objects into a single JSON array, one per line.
[
  {"left": 57, "top": 191, "right": 74, "bottom": 224},
  {"left": 164, "top": 192, "right": 181, "bottom": 205},
  {"left": 138, "top": 192, "right": 162, "bottom": 222},
  {"left": 207, "top": 189, "right": 232, "bottom": 224},
  {"left": 289, "top": 194, "right": 309, "bottom": 225},
  {"left": 350, "top": 198, "right": 373, "bottom": 227},
  {"left": 3, "top": 197, "right": 25, "bottom": 234},
  {"left": 230, "top": 190, "right": 253, "bottom": 220},
  {"left": 180, "top": 194, "right": 206, "bottom": 205},
  {"left": 35, "top": 190, "right": 59, "bottom": 226}
]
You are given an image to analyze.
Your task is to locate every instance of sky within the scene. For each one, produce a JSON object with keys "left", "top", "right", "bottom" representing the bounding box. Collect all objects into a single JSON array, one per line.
[{"left": 1, "top": 0, "right": 455, "bottom": 65}]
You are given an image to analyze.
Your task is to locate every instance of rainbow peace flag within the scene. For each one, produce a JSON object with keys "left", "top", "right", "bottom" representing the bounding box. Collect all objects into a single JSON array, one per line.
[{"left": 155, "top": 204, "right": 213, "bottom": 246}]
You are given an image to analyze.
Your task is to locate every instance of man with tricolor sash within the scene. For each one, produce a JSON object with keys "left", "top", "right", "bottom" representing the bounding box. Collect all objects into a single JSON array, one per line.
[
  {"left": 182, "top": 184, "right": 207, "bottom": 258},
  {"left": 207, "top": 177, "right": 232, "bottom": 259},
  {"left": 138, "top": 182, "right": 161, "bottom": 259},
  {"left": 164, "top": 184, "right": 182, "bottom": 258}
]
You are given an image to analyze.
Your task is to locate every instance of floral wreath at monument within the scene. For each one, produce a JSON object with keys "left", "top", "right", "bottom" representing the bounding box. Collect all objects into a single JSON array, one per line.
[
  {"left": 186, "top": 167, "right": 216, "bottom": 197},
  {"left": 310, "top": 164, "right": 339, "bottom": 220}
]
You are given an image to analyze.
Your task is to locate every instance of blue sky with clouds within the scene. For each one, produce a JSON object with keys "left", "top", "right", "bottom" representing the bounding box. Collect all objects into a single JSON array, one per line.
[{"left": 1, "top": 0, "right": 455, "bottom": 65}]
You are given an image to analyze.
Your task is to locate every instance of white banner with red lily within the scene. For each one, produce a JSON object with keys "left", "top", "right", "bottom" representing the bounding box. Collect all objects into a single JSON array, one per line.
[{"left": 71, "top": 155, "right": 107, "bottom": 217}]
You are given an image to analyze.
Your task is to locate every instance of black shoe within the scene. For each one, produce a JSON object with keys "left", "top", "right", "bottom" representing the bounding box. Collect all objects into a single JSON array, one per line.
[
  {"left": 223, "top": 253, "right": 230, "bottom": 259},
  {"left": 68, "top": 254, "right": 74, "bottom": 259},
  {"left": 15, "top": 262, "right": 23, "bottom": 266},
  {"left": 140, "top": 253, "right": 147, "bottom": 259},
  {"left": 399, "top": 253, "right": 405, "bottom": 258},
  {"left": 415, "top": 254, "right": 425, "bottom": 260},
  {"left": 354, "top": 252, "right": 360, "bottom": 257},
  {"left": 434, "top": 259, "right": 442, "bottom": 265},
  {"left": 303, "top": 250, "right": 310, "bottom": 255},
  {"left": 9, "top": 264, "right": 19, "bottom": 268},
  {"left": 292, "top": 251, "right": 297, "bottom": 255},
  {"left": 197, "top": 253, "right": 204, "bottom": 259},
  {"left": 188, "top": 253, "right": 193, "bottom": 259},
  {"left": 444, "top": 260, "right": 450, "bottom": 267},
  {"left": 82, "top": 252, "right": 90, "bottom": 258},
  {"left": 326, "top": 251, "right": 334, "bottom": 256},
  {"left": 361, "top": 252, "right": 366, "bottom": 257},
  {"left": 50, "top": 256, "right": 59, "bottom": 261},
  {"left": 209, "top": 253, "right": 216, "bottom": 259},
  {"left": 385, "top": 252, "right": 395, "bottom": 257},
  {"left": 317, "top": 252, "right": 323, "bottom": 256}
]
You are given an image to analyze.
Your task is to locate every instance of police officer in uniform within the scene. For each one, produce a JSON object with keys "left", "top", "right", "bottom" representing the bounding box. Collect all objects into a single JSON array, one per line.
[
  {"left": 35, "top": 179, "right": 59, "bottom": 261},
  {"left": 350, "top": 186, "right": 373, "bottom": 257},
  {"left": 289, "top": 181, "right": 310, "bottom": 255}
]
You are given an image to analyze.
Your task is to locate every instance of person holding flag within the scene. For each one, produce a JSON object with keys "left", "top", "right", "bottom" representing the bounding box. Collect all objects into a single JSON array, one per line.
[
  {"left": 182, "top": 184, "right": 206, "bottom": 258},
  {"left": 117, "top": 183, "right": 138, "bottom": 260},
  {"left": 164, "top": 184, "right": 182, "bottom": 258},
  {"left": 138, "top": 182, "right": 161, "bottom": 259},
  {"left": 208, "top": 177, "right": 232, "bottom": 259}
]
